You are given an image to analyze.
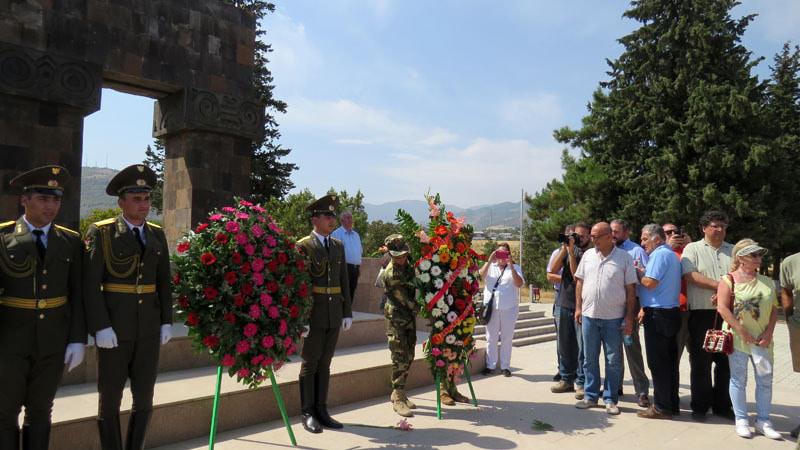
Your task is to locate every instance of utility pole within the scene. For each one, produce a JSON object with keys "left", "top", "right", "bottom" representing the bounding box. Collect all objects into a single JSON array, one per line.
[{"left": 519, "top": 188, "right": 524, "bottom": 302}]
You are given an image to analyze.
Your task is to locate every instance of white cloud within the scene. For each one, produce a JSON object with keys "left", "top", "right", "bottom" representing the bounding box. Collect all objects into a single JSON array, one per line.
[
  {"left": 498, "top": 93, "right": 565, "bottom": 140},
  {"left": 261, "top": 13, "right": 323, "bottom": 93}
]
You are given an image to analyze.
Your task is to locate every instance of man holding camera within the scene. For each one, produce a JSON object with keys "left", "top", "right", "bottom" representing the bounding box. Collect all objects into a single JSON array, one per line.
[{"left": 549, "top": 222, "right": 591, "bottom": 398}]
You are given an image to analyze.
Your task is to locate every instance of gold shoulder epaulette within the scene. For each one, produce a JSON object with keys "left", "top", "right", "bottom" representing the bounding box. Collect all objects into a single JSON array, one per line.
[
  {"left": 55, "top": 224, "right": 79, "bottom": 236},
  {"left": 0, "top": 221, "right": 15, "bottom": 229},
  {"left": 93, "top": 218, "right": 116, "bottom": 227},
  {"left": 297, "top": 236, "right": 312, "bottom": 244},
  {"left": 146, "top": 221, "right": 162, "bottom": 229}
]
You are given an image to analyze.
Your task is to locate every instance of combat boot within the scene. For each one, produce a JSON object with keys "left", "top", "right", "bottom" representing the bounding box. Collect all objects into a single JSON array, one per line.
[
  {"left": 439, "top": 390, "right": 456, "bottom": 406},
  {"left": 399, "top": 391, "right": 416, "bottom": 409},
  {"left": 390, "top": 390, "right": 413, "bottom": 417},
  {"left": 449, "top": 387, "right": 471, "bottom": 404}
]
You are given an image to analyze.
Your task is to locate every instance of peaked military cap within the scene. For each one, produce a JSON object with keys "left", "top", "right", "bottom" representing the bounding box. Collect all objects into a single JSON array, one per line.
[
  {"left": 106, "top": 164, "right": 157, "bottom": 196},
  {"left": 9, "top": 165, "right": 70, "bottom": 197},
  {"left": 306, "top": 194, "right": 339, "bottom": 217},
  {"left": 384, "top": 233, "right": 410, "bottom": 257}
]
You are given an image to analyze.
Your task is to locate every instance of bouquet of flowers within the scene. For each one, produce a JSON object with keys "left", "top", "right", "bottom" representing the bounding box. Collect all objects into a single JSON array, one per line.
[
  {"left": 397, "top": 194, "right": 483, "bottom": 380},
  {"left": 173, "top": 199, "right": 313, "bottom": 388}
]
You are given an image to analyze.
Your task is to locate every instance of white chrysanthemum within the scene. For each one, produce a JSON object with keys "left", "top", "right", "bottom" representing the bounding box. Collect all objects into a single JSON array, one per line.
[
  {"left": 417, "top": 273, "right": 431, "bottom": 283},
  {"left": 447, "top": 311, "right": 458, "bottom": 322},
  {"left": 431, "top": 308, "right": 442, "bottom": 317},
  {"left": 432, "top": 255, "right": 440, "bottom": 263},
  {"left": 419, "top": 259, "right": 432, "bottom": 271},
  {"left": 466, "top": 275, "right": 473, "bottom": 283},
  {"left": 445, "top": 271, "right": 453, "bottom": 279},
  {"left": 436, "top": 299, "right": 445, "bottom": 309},
  {"left": 440, "top": 304, "right": 449, "bottom": 314},
  {"left": 425, "top": 292, "right": 434, "bottom": 303},
  {"left": 434, "top": 279, "right": 444, "bottom": 289},
  {"left": 434, "top": 320, "right": 444, "bottom": 328},
  {"left": 430, "top": 266, "right": 442, "bottom": 276},
  {"left": 445, "top": 334, "right": 456, "bottom": 344},
  {"left": 446, "top": 295, "right": 454, "bottom": 305},
  {"left": 459, "top": 268, "right": 468, "bottom": 277}
]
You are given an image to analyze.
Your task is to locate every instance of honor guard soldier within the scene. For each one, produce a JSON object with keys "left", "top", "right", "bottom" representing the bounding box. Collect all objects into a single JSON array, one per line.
[
  {"left": 0, "top": 165, "right": 86, "bottom": 450},
  {"left": 379, "top": 234, "right": 419, "bottom": 417},
  {"left": 83, "top": 164, "right": 173, "bottom": 450},
  {"left": 296, "top": 194, "right": 353, "bottom": 433}
]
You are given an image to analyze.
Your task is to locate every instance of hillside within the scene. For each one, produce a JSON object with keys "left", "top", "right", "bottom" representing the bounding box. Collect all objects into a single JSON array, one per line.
[{"left": 80, "top": 167, "right": 119, "bottom": 216}]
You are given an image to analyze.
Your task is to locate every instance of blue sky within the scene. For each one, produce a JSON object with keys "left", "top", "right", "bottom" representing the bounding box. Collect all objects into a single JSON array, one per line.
[{"left": 83, "top": 0, "right": 799, "bottom": 208}]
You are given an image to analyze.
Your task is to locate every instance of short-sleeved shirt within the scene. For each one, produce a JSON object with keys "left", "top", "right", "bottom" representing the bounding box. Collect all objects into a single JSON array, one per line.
[
  {"left": 638, "top": 244, "right": 681, "bottom": 308},
  {"left": 681, "top": 239, "right": 733, "bottom": 310},
  {"left": 780, "top": 252, "right": 800, "bottom": 309},
  {"left": 547, "top": 248, "right": 562, "bottom": 291},
  {"left": 619, "top": 239, "right": 649, "bottom": 268},
  {"left": 483, "top": 263, "right": 524, "bottom": 310},
  {"left": 575, "top": 246, "right": 638, "bottom": 320},
  {"left": 555, "top": 248, "right": 583, "bottom": 310},
  {"left": 721, "top": 274, "right": 779, "bottom": 356}
]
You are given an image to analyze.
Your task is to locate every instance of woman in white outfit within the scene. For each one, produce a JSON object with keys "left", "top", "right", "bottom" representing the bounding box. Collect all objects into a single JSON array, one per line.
[{"left": 479, "top": 243, "right": 525, "bottom": 376}]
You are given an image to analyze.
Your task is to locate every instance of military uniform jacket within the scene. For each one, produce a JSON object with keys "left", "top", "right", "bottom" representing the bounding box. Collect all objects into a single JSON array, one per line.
[
  {"left": 84, "top": 215, "right": 172, "bottom": 341},
  {"left": 0, "top": 218, "right": 85, "bottom": 355},
  {"left": 297, "top": 233, "right": 353, "bottom": 329},
  {"left": 381, "top": 262, "right": 419, "bottom": 316}
]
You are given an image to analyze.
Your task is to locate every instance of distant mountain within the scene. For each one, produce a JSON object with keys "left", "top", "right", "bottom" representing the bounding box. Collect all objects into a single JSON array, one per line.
[
  {"left": 80, "top": 167, "right": 119, "bottom": 216},
  {"left": 364, "top": 200, "right": 524, "bottom": 230}
]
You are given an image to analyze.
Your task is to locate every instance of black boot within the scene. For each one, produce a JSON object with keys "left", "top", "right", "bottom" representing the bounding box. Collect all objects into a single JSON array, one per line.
[
  {"left": 0, "top": 426, "right": 19, "bottom": 450},
  {"left": 97, "top": 415, "right": 123, "bottom": 450},
  {"left": 21, "top": 423, "right": 50, "bottom": 450},
  {"left": 124, "top": 411, "right": 152, "bottom": 450},
  {"left": 314, "top": 373, "right": 342, "bottom": 429},
  {"left": 299, "top": 375, "right": 321, "bottom": 434}
]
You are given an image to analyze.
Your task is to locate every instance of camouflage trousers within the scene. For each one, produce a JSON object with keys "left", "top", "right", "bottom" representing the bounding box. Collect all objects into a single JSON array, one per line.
[{"left": 386, "top": 307, "right": 417, "bottom": 390}]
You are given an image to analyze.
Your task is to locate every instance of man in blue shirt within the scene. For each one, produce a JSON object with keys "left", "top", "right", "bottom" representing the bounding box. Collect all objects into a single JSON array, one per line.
[
  {"left": 636, "top": 223, "right": 682, "bottom": 419},
  {"left": 331, "top": 211, "right": 363, "bottom": 302},
  {"left": 611, "top": 219, "right": 651, "bottom": 407}
]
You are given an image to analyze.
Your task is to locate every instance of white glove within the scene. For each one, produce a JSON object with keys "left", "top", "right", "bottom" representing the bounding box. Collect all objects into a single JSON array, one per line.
[
  {"left": 342, "top": 317, "right": 353, "bottom": 331},
  {"left": 95, "top": 327, "right": 118, "bottom": 349},
  {"left": 301, "top": 325, "right": 310, "bottom": 338},
  {"left": 64, "top": 343, "right": 85, "bottom": 372},
  {"left": 160, "top": 324, "right": 172, "bottom": 345}
]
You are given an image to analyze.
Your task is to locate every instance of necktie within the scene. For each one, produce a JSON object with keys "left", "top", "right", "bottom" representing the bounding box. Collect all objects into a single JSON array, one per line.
[
  {"left": 132, "top": 227, "right": 146, "bottom": 254},
  {"left": 324, "top": 237, "right": 329, "bottom": 253},
  {"left": 32, "top": 229, "right": 46, "bottom": 260}
]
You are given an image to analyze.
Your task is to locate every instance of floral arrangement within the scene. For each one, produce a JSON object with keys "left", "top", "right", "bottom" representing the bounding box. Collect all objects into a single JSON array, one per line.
[
  {"left": 172, "top": 199, "right": 313, "bottom": 388},
  {"left": 397, "top": 194, "right": 483, "bottom": 380}
]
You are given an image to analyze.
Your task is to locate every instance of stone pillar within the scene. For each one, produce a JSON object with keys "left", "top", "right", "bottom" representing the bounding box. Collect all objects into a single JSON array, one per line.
[
  {"left": 154, "top": 88, "right": 262, "bottom": 246},
  {"left": 0, "top": 43, "right": 101, "bottom": 230}
]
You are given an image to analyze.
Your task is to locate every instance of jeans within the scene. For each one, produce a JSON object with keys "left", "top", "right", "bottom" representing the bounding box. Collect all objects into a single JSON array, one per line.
[
  {"left": 582, "top": 316, "right": 623, "bottom": 404},
  {"left": 729, "top": 349, "right": 773, "bottom": 422},
  {"left": 643, "top": 307, "right": 681, "bottom": 413},
  {"left": 555, "top": 306, "right": 584, "bottom": 386}
]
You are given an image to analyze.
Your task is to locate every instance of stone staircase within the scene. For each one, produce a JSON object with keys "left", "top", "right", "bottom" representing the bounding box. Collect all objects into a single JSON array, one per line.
[
  {"left": 48, "top": 311, "right": 486, "bottom": 450},
  {"left": 473, "top": 303, "right": 556, "bottom": 347}
]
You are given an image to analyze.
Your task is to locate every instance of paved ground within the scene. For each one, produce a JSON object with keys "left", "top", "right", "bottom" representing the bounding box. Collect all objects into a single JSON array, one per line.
[{"left": 155, "top": 314, "right": 799, "bottom": 450}]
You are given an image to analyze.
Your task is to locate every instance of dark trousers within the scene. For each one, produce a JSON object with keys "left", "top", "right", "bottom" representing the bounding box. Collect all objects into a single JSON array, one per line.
[
  {"left": 688, "top": 309, "right": 732, "bottom": 414},
  {"left": 300, "top": 326, "right": 340, "bottom": 412},
  {"left": 0, "top": 349, "right": 64, "bottom": 428},
  {"left": 643, "top": 307, "right": 681, "bottom": 413},
  {"left": 346, "top": 264, "right": 360, "bottom": 301},
  {"left": 97, "top": 336, "right": 160, "bottom": 419},
  {"left": 555, "top": 306, "right": 584, "bottom": 386}
]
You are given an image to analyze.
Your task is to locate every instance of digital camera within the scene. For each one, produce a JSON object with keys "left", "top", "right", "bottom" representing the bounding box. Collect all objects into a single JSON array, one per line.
[{"left": 558, "top": 233, "right": 579, "bottom": 244}]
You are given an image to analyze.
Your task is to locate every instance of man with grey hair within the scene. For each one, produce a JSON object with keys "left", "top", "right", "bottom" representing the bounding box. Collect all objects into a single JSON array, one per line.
[
  {"left": 331, "top": 211, "right": 363, "bottom": 301},
  {"left": 636, "top": 223, "right": 682, "bottom": 419}
]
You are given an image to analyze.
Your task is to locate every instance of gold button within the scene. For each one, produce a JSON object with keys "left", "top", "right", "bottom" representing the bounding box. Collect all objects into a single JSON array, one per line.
[
  {"left": 136, "top": 285, "right": 143, "bottom": 294},
  {"left": 41, "top": 284, "right": 47, "bottom": 290},
  {"left": 138, "top": 274, "right": 143, "bottom": 279},
  {"left": 37, "top": 299, "right": 47, "bottom": 308},
  {"left": 138, "top": 299, "right": 143, "bottom": 304},
  {"left": 39, "top": 314, "right": 45, "bottom": 319}
]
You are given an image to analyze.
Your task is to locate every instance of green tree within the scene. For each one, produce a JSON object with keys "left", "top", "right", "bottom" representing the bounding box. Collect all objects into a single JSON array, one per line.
[
  {"left": 80, "top": 208, "right": 121, "bottom": 235},
  {"left": 362, "top": 220, "right": 401, "bottom": 256},
  {"left": 263, "top": 189, "right": 316, "bottom": 239},
  {"left": 142, "top": 141, "right": 164, "bottom": 214}
]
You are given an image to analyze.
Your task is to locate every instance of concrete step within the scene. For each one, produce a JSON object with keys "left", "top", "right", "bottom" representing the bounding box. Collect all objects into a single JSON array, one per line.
[
  {"left": 512, "top": 333, "right": 557, "bottom": 347},
  {"left": 473, "top": 316, "right": 552, "bottom": 336},
  {"left": 61, "top": 311, "right": 390, "bottom": 386},
  {"left": 517, "top": 310, "right": 545, "bottom": 321},
  {"left": 49, "top": 335, "right": 486, "bottom": 450}
]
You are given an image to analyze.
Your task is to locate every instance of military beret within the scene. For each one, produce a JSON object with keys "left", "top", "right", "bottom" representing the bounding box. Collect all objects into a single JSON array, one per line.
[
  {"left": 106, "top": 164, "right": 157, "bottom": 196},
  {"left": 306, "top": 194, "right": 339, "bottom": 217},
  {"left": 9, "top": 165, "right": 70, "bottom": 197},
  {"left": 384, "top": 233, "right": 410, "bottom": 257}
]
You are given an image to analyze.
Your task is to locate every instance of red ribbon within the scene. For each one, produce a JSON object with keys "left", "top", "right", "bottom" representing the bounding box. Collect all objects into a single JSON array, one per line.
[{"left": 425, "top": 259, "right": 467, "bottom": 310}]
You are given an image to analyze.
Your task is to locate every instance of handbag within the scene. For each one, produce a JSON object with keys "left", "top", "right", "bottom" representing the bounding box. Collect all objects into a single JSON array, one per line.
[
  {"left": 477, "top": 266, "right": 506, "bottom": 325},
  {"left": 703, "top": 274, "right": 735, "bottom": 355}
]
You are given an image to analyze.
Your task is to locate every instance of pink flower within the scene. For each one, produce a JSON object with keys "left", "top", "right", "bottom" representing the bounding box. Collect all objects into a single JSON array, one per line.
[
  {"left": 209, "top": 214, "right": 223, "bottom": 222},
  {"left": 260, "top": 293, "right": 273, "bottom": 307},
  {"left": 251, "top": 258, "right": 265, "bottom": 273},
  {"left": 287, "top": 345, "right": 296, "bottom": 356},
  {"left": 283, "top": 336, "right": 293, "bottom": 348},
  {"left": 221, "top": 354, "right": 235, "bottom": 367},
  {"left": 397, "top": 419, "right": 413, "bottom": 431},
  {"left": 264, "top": 235, "right": 277, "bottom": 247},
  {"left": 435, "top": 359, "right": 446, "bottom": 367},
  {"left": 235, "top": 232, "right": 248, "bottom": 245},
  {"left": 236, "top": 339, "right": 251, "bottom": 354},
  {"left": 431, "top": 348, "right": 442, "bottom": 356},
  {"left": 252, "top": 273, "right": 264, "bottom": 286},
  {"left": 278, "top": 320, "right": 288, "bottom": 336},
  {"left": 253, "top": 205, "right": 265, "bottom": 213},
  {"left": 261, "top": 246, "right": 273, "bottom": 258},
  {"left": 268, "top": 306, "right": 280, "bottom": 319},
  {"left": 261, "top": 335, "right": 275, "bottom": 348},
  {"left": 235, "top": 212, "right": 249, "bottom": 220},
  {"left": 248, "top": 304, "right": 262, "bottom": 319},
  {"left": 243, "top": 323, "right": 258, "bottom": 337},
  {"left": 250, "top": 354, "right": 264, "bottom": 365},
  {"left": 268, "top": 222, "right": 281, "bottom": 233},
  {"left": 225, "top": 221, "right": 240, "bottom": 233},
  {"left": 416, "top": 229, "right": 431, "bottom": 244},
  {"left": 222, "top": 207, "right": 236, "bottom": 213},
  {"left": 244, "top": 244, "right": 255, "bottom": 256},
  {"left": 237, "top": 368, "right": 250, "bottom": 378},
  {"left": 261, "top": 356, "right": 274, "bottom": 367},
  {"left": 251, "top": 224, "right": 265, "bottom": 238},
  {"left": 239, "top": 200, "right": 254, "bottom": 207}
]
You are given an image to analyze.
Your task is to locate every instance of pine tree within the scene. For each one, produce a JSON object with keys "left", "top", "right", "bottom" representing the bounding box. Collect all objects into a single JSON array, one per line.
[{"left": 142, "top": 141, "right": 164, "bottom": 214}]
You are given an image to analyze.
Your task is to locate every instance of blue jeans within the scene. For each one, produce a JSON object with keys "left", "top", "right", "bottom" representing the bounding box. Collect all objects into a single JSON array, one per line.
[
  {"left": 582, "top": 316, "right": 623, "bottom": 404},
  {"left": 555, "top": 306, "right": 584, "bottom": 386},
  {"left": 729, "top": 349, "right": 773, "bottom": 422}
]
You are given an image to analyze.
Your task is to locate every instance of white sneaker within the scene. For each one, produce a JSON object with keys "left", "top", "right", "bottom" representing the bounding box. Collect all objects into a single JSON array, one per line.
[
  {"left": 605, "top": 402, "right": 620, "bottom": 415},
  {"left": 735, "top": 419, "right": 752, "bottom": 438},
  {"left": 755, "top": 420, "right": 782, "bottom": 440}
]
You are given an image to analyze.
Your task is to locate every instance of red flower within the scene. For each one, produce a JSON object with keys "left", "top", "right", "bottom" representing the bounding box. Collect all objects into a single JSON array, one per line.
[
  {"left": 296, "top": 259, "right": 305, "bottom": 270},
  {"left": 455, "top": 242, "right": 467, "bottom": 254},
  {"left": 236, "top": 339, "right": 251, "bottom": 354},
  {"left": 421, "top": 245, "right": 433, "bottom": 255},
  {"left": 268, "top": 306, "right": 280, "bottom": 319},
  {"left": 177, "top": 295, "right": 189, "bottom": 308},
  {"left": 186, "top": 312, "right": 199, "bottom": 326},
  {"left": 278, "top": 320, "right": 288, "bottom": 336},
  {"left": 277, "top": 252, "right": 288, "bottom": 264},
  {"left": 435, "top": 225, "right": 448, "bottom": 236},
  {"left": 266, "top": 281, "right": 279, "bottom": 293},
  {"left": 261, "top": 335, "right": 275, "bottom": 348},
  {"left": 298, "top": 283, "right": 309, "bottom": 297},
  {"left": 202, "top": 335, "right": 220, "bottom": 348},
  {"left": 215, "top": 232, "right": 229, "bottom": 244},
  {"left": 224, "top": 271, "right": 238, "bottom": 285},
  {"left": 239, "top": 262, "right": 251, "bottom": 274},
  {"left": 177, "top": 241, "right": 190, "bottom": 253},
  {"left": 224, "top": 312, "right": 236, "bottom": 324},
  {"left": 203, "top": 286, "right": 219, "bottom": 301},
  {"left": 280, "top": 295, "right": 289, "bottom": 307},
  {"left": 243, "top": 323, "right": 258, "bottom": 337},
  {"left": 454, "top": 299, "right": 466, "bottom": 311},
  {"left": 231, "top": 252, "right": 243, "bottom": 265},
  {"left": 200, "top": 252, "right": 217, "bottom": 266},
  {"left": 267, "top": 260, "right": 279, "bottom": 272},
  {"left": 221, "top": 354, "right": 235, "bottom": 367},
  {"left": 233, "top": 294, "right": 245, "bottom": 306},
  {"left": 289, "top": 305, "right": 300, "bottom": 318},
  {"left": 284, "top": 274, "right": 295, "bottom": 286},
  {"left": 172, "top": 273, "right": 181, "bottom": 285},
  {"left": 195, "top": 223, "right": 209, "bottom": 233},
  {"left": 241, "top": 282, "right": 254, "bottom": 296}
]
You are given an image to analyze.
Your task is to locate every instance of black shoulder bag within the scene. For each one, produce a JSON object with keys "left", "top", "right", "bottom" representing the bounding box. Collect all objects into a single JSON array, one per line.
[{"left": 479, "top": 266, "right": 507, "bottom": 325}]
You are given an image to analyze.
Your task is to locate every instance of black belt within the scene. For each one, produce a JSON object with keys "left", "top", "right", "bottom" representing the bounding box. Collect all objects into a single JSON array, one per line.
[
  {"left": 642, "top": 306, "right": 680, "bottom": 312},
  {"left": 346, "top": 263, "right": 360, "bottom": 267}
]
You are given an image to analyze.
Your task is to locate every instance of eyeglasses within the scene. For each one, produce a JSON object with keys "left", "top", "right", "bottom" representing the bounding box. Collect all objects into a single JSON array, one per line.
[
  {"left": 664, "top": 229, "right": 678, "bottom": 235},
  {"left": 705, "top": 223, "right": 728, "bottom": 230}
]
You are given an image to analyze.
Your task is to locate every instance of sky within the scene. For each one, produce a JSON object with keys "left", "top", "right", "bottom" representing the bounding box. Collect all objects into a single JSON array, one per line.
[{"left": 83, "top": 0, "right": 800, "bottom": 208}]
